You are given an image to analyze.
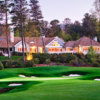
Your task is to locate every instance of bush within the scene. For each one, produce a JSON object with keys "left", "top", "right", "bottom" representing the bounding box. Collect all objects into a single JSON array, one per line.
[
  {"left": 66, "top": 54, "right": 77, "bottom": 63},
  {"left": 5, "top": 60, "right": 13, "bottom": 68},
  {"left": 86, "top": 46, "right": 97, "bottom": 63},
  {"left": 92, "top": 62, "right": 100, "bottom": 67},
  {"left": 34, "top": 58, "right": 40, "bottom": 64},
  {"left": 25, "top": 61, "right": 35, "bottom": 67},
  {"left": 12, "top": 61, "right": 23, "bottom": 68},
  {"left": 69, "top": 58, "right": 79, "bottom": 66},
  {"left": 0, "top": 61, "right": 4, "bottom": 70},
  {"left": 34, "top": 53, "right": 50, "bottom": 64},
  {"left": 57, "top": 54, "right": 67, "bottom": 63},
  {"left": 45, "top": 59, "right": 51, "bottom": 64}
]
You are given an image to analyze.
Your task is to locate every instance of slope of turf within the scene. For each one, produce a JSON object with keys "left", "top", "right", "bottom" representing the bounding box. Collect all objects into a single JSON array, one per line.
[{"left": 0, "top": 66, "right": 100, "bottom": 100}]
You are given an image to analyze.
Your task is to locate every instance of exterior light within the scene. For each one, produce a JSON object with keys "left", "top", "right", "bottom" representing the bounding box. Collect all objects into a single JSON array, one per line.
[{"left": 26, "top": 53, "right": 33, "bottom": 61}]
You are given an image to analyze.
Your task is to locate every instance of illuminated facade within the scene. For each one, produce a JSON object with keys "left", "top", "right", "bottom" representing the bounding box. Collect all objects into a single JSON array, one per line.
[{"left": 0, "top": 36, "right": 100, "bottom": 55}]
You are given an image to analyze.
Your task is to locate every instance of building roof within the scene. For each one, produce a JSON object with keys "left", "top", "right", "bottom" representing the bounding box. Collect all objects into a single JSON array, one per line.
[
  {"left": 0, "top": 36, "right": 56, "bottom": 48},
  {"left": 74, "top": 36, "right": 100, "bottom": 47},
  {"left": 0, "top": 37, "right": 21, "bottom": 48},
  {"left": 0, "top": 36, "right": 100, "bottom": 49},
  {"left": 64, "top": 41, "right": 75, "bottom": 47}
]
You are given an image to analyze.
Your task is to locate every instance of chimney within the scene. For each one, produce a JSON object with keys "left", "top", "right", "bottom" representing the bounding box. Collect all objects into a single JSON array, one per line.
[
  {"left": 41, "top": 35, "right": 45, "bottom": 38},
  {"left": 10, "top": 26, "right": 14, "bottom": 42},
  {"left": 94, "top": 36, "right": 97, "bottom": 42}
]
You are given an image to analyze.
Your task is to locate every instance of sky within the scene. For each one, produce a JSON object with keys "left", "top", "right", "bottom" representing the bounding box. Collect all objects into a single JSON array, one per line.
[{"left": 39, "top": 0, "right": 95, "bottom": 23}]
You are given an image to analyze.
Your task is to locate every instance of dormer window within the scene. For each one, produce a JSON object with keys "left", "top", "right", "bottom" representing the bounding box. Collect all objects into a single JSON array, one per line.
[{"left": 51, "top": 41, "right": 60, "bottom": 46}]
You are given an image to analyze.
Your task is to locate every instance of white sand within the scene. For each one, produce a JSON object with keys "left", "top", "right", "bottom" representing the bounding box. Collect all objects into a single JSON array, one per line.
[
  {"left": 63, "top": 74, "right": 81, "bottom": 77},
  {"left": 8, "top": 83, "right": 23, "bottom": 86},
  {"left": 69, "top": 74, "right": 81, "bottom": 77},
  {"left": 19, "top": 75, "right": 26, "bottom": 77},
  {"left": 94, "top": 78, "right": 100, "bottom": 81},
  {"left": 31, "top": 76, "right": 36, "bottom": 78}
]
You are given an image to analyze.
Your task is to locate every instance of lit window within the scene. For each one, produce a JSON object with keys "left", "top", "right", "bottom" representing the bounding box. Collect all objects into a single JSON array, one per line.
[
  {"left": 49, "top": 48, "right": 52, "bottom": 52},
  {"left": 20, "top": 48, "right": 22, "bottom": 52},
  {"left": 51, "top": 41, "right": 60, "bottom": 46},
  {"left": 18, "top": 48, "right": 20, "bottom": 52}
]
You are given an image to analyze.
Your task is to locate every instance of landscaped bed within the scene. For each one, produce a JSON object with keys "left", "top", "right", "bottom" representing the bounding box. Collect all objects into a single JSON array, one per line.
[{"left": 0, "top": 66, "right": 100, "bottom": 100}]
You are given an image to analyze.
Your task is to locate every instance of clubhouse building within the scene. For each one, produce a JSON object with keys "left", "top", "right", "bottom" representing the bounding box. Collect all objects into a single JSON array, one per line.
[{"left": 0, "top": 34, "right": 100, "bottom": 56}]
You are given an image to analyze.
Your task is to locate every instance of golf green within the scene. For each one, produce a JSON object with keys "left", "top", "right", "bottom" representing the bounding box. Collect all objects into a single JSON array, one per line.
[{"left": 0, "top": 66, "right": 100, "bottom": 100}]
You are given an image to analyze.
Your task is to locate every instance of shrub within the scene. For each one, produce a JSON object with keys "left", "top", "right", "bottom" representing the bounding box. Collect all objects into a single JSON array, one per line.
[
  {"left": 5, "top": 60, "right": 13, "bottom": 68},
  {"left": 69, "top": 58, "right": 79, "bottom": 66},
  {"left": 0, "top": 61, "right": 4, "bottom": 70},
  {"left": 45, "top": 59, "right": 51, "bottom": 64},
  {"left": 12, "top": 61, "right": 23, "bottom": 68},
  {"left": 34, "top": 58, "right": 40, "bottom": 64},
  {"left": 66, "top": 54, "right": 77, "bottom": 63},
  {"left": 34, "top": 53, "right": 50, "bottom": 64},
  {"left": 86, "top": 46, "right": 97, "bottom": 63},
  {"left": 78, "top": 59, "right": 86, "bottom": 66},
  {"left": 92, "top": 62, "right": 100, "bottom": 67},
  {"left": 58, "top": 54, "right": 67, "bottom": 63},
  {"left": 25, "top": 61, "right": 35, "bottom": 67}
]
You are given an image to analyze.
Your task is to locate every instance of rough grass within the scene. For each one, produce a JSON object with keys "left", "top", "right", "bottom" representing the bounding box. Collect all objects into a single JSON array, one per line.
[{"left": 0, "top": 66, "right": 100, "bottom": 100}]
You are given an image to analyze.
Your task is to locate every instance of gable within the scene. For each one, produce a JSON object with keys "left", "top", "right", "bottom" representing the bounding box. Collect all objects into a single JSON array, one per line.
[{"left": 46, "top": 37, "right": 65, "bottom": 47}]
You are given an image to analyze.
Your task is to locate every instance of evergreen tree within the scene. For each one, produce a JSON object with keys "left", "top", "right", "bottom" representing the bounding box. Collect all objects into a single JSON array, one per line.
[
  {"left": 30, "top": 0, "right": 43, "bottom": 25},
  {"left": 82, "top": 13, "right": 97, "bottom": 39},
  {"left": 30, "top": 0, "right": 43, "bottom": 52},
  {"left": 87, "top": 46, "right": 97, "bottom": 63},
  {"left": 11, "top": 0, "right": 29, "bottom": 63},
  {"left": 0, "top": 0, "right": 11, "bottom": 59},
  {"left": 93, "top": 0, "right": 100, "bottom": 41}
]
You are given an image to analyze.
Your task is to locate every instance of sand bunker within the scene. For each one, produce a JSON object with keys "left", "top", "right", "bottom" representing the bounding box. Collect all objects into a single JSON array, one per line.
[
  {"left": 63, "top": 74, "right": 81, "bottom": 77},
  {"left": 68, "top": 74, "right": 81, "bottom": 77},
  {"left": 8, "top": 83, "right": 23, "bottom": 86},
  {"left": 19, "top": 75, "right": 26, "bottom": 77},
  {"left": 31, "top": 76, "right": 36, "bottom": 78},
  {"left": 94, "top": 78, "right": 100, "bottom": 81}
]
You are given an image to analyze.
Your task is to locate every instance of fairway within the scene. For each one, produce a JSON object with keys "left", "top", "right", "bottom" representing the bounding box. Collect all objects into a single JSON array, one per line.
[{"left": 0, "top": 66, "right": 100, "bottom": 100}]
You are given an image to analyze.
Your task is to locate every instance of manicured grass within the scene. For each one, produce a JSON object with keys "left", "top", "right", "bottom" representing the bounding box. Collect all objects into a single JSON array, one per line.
[{"left": 0, "top": 66, "right": 100, "bottom": 100}]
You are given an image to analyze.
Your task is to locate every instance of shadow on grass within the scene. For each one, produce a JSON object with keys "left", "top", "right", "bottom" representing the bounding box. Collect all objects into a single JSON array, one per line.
[{"left": 0, "top": 81, "right": 42, "bottom": 94}]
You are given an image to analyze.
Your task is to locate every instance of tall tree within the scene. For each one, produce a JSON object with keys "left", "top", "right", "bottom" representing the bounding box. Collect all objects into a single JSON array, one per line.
[
  {"left": 49, "top": 19, "right": 62, "bottom": 37},
  {"left": 0, "top": 0, "right": 11, "bottom": 59},
  {"left": 0, "top": 1, "right": 4, "bottom": 22},
  {"left": 30, "top": 0, "right": 43, "bottom": 25},
  {"left": 0, "top": 1, "right": 4, "bottom": 35},
  {"left": 11, "top": 0, "right": 29, "bottom": 63},
  {"left": 82, "top": 13, "right": 97, "bottom": 39},
  {"left": 30, "top": 0, "right": 43, "bottom": 52},
  {"left": 93, "top": 0, "right": 100, "bottom": 41},
  {"left": 68, "top": 21, "right": 83, "bottom": 40}
]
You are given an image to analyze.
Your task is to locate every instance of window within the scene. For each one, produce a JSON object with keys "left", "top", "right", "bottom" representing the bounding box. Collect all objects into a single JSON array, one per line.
[
  {"left": 49, "top": 48, "right": 52, "bottom": 52},
  {"left": 51, "top": 41, "right": 60, "bottom": 46},
  {"left": 74, "top": 48, "right": 78, "bottom": 52},
  {"left": 25, "top": 48, "right": 27, "bottom": 52},
  {"left": 18, "top": 48, "right": 20, "bottom": 52},
  {"left": 52, "top": 48, "right": 55, "bottom": 52},
  {"left": 83, "top": 47, "right": 89, "bottom": 51},
  {"left": 20, "top": 48, "right": 22, "bottom": 52},
  {"left": 68, "top": 48, "right": 73, "bottom": 52},
  {"left": 60, "top": 48, "right": 63, "bottom": 52},
  {"left": 30, "top": 48, "right": 32, "bottom": 52}
]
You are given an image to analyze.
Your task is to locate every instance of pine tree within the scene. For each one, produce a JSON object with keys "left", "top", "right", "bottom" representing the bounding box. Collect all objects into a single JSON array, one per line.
[
  {"left": 11, "top": 0, "right": 29, "bottom": 63},
  {"left": 30, "top": 0, "right": 43, "bottom": 52},
  {"left": 30, "top": 0, "right": 43, "bottom": 25},
  {"left": 0, "top": 0, "right": 11, "bottom": 59}
]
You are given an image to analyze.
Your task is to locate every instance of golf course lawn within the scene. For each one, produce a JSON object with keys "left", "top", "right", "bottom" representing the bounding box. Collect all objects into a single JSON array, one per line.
[{"left": 0, "top": 66, "right": 100, "bottom": 100}]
